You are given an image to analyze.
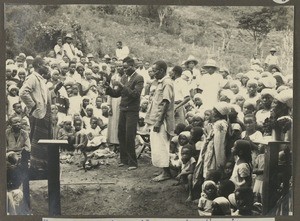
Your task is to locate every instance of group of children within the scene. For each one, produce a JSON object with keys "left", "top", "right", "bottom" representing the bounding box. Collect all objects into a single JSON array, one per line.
[{"left": 5, "top": 38, "right": 293, "bottom": 216}]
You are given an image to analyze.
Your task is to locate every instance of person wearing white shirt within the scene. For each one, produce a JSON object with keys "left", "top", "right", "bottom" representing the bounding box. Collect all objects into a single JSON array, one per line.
[
  {"left": 115, "top": 41, "right": 129, "bottom": 60},
  {"left": 65, "top": 61, "right": 82, "bottom": 84},
  {"left": 171, "top": 66, "right": 190, "bottom": 125},
  {"left": 201, "top": 59, "right": 223, "bottom": 108},
  {"left": 264, "top": 48, "right": 279, "bottom": 68},
  {"left": 63, "top": 34, "right": 76, "bottom": 62},
  {"left": 54, "top": 37, "right": 64, "bottom": 60}
]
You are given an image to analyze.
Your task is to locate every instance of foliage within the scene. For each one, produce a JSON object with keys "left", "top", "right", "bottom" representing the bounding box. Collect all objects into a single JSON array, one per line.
[{"left": 4, "top": 5, "right": 294, "bottom": 75}]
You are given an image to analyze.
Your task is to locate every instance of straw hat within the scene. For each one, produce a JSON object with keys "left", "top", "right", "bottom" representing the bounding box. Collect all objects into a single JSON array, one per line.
[{"left": 270, "top": 47, "right": 277, "bottom": 52}]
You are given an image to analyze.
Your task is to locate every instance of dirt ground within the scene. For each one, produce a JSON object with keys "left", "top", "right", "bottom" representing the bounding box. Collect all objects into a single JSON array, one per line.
[{"left": 29, "top": 148, "right": 199, "bottom": 216}]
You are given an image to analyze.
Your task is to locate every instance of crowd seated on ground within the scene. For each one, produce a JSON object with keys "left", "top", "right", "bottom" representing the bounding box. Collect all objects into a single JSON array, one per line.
[{"left": 6, "top": 34, "right": 293, "bottom": 215}]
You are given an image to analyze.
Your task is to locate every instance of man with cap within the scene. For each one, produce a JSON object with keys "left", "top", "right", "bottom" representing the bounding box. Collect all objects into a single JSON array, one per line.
[
  {"left": 201, "top": 59, "right": 223, "bottom": 108},
  {"left": 63, "top": 33, "right": 76, "bottom": 62},
  {"left": 264, "top": 47, "right": 279, "bottom": 69},
  {"left": 104, "top": 57, "right": 144, "bottom": 170},
  {"left": 145, "top": 60, "right": 175, "bottom": 182},
  {"left": 115, "top": 41, "right": 130, "bottom": 61}
]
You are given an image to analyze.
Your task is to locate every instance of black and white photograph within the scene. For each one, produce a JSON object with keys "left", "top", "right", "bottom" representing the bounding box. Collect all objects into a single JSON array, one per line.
[{"left": 4, "top": 3, "right": 294, "bottom": 217}]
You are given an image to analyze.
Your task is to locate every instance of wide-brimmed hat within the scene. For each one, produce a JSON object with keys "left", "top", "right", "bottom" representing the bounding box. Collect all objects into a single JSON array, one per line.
[
  {"left": 202, "top": 59, "right": 218, "bottom": 69},
  {"left": 270, "top": 47, "right": 277, "bottom": 52},
  {"left": 184, "top": 55, "right": 198, "bottom": 66},
  {"left": 65, "top": 33, "right": 73, "bottom": 39}
]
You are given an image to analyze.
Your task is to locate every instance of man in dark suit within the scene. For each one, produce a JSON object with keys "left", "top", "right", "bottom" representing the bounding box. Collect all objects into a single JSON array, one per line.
[{"left": 105, "top": 57, "right": 144, "bottom": 170}]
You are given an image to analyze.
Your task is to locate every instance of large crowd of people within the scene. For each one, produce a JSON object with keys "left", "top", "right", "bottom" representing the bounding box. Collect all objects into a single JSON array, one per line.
[{"left": 5, "top": 33, "right": 293, "bottom": 216}]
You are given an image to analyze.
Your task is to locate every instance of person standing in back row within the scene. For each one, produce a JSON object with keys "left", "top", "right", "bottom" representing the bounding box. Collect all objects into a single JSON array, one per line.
[{"left": 115, "top": 41, "right": 130, "bottom": 61}]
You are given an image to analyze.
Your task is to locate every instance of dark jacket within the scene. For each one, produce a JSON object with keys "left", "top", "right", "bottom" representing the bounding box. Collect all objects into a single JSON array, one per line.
[{"left": 106, "top": 72, "right": 144, "bottom": 112}]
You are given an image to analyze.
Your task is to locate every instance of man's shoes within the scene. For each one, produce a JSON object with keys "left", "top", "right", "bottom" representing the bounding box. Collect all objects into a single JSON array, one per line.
[{"left": 118, "top": 163, "right": 125, "bottom": 167}]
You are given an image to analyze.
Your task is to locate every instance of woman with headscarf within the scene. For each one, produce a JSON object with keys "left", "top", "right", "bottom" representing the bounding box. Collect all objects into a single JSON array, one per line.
[{"left": 193, "top": 102, "right": 230, "bottom": 188}]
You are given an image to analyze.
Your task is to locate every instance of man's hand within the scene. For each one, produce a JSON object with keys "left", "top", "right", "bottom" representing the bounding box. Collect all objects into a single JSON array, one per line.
[
  {"left": 153, "top": 121, "right": 163, "bottom": 133},
  {"left": 114, "top": 80, "right": 124, "bottom": 88}
]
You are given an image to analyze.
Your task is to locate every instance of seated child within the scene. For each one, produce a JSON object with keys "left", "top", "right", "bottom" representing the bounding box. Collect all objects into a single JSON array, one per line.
[
  {"left": 93, "top": 96, "right": 103, "bottom": 118},
  {"left": 82, "top": 105, "right": 94, "bottom": 129},
  {"left": 169, "top": 136, "right": 181, "bottom": 171},
  {"left": 7, "top": 85, "right": 20, "bottom": 117},
  {"left": 242, "top": 101, "right": 256, "bottom": 116},
  {"left": 190, "top": 126, "right": 204, "bottom": 162},
  {"left": 198, "top": 180, "right": 218, "bottom": 216},
  {"left": 68, "top": 84, "right": 82, "bottom": 116},
  {"left": 174, "top": 123, "right": 186, "bottom": 136},
  {"left": 85, "top": 117, "right": 106, "bottom": 150},
  {"left": 80, "top": 96, "right": 90, "bottom": 117},
  {"left": 218, "top": 180, "right": 235, "bottom": 199},
  {"left": 57, "top": 116, "right": 75, "bottom": 151},
  {"left": 9, "top": 102, "right": 30, "bottom": 127},
  {"left": 221, "top": 161, "right": 234, "bottom": 181},
  {"left": 211, "top": 196, "right": 232, "bottom": 216},
  {"left": 232, "top": 187, "right": 262, "bottom": 215},
  {"left": 185, "top": 111, "right": 195, "bottom": 125},
  {"left": 174, "top": 144, "right": 196, "bottom": 202},
  {"left": 191, "top": 114, "right": 204, "bottom": 128}
]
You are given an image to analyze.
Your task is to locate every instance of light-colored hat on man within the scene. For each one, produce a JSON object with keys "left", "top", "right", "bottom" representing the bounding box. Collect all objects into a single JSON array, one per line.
[
  {"left": 270, "top": 47, "right": 277, "bottom": 52},
  {"left": 184, "top": 55, "right": 198, "bottom": 66},
  {"left": 202, "top": 59, "right": 218, "bottom": 69},
  {"left": 65, "top": 33, "right": 73, "bottom": 39}
]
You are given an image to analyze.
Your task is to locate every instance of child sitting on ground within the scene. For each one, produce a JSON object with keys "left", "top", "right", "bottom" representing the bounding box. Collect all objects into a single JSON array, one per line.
[
  {"left": 85, "top": 117, "right": 106, "bottom": 150},
  {"left": 174, "top": 144, "right": 196, "bottom": 202},
  {"left": 82, "top": 105, "right": 94, "bottom": 129},
  {"left": 232, "top": 187, "right": 262, "bottom": 215},
  {"left": 191, "top": 114, "right": 204, "bottom": 128},
  {"left": 185, "top": 111, "right": 195, "bottom": 125},
  {"left": 198, "top": 180, "right": 218, "bottom": 216},
  {"left": 7, "top": 85, "right": 20, "bottom": 117},
  {"left": 57, "top": 116, "right": 75, "bottom": 151}
]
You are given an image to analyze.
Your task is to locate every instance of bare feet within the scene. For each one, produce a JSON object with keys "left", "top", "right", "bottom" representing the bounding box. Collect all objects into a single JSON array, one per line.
[{"left": 151, "top": 173, "right": 171, "bottom": 182}]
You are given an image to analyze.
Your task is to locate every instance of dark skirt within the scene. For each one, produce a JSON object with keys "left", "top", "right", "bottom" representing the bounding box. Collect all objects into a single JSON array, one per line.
[{"left": 29, "top": 103, "right": 52, "bottom": 179}]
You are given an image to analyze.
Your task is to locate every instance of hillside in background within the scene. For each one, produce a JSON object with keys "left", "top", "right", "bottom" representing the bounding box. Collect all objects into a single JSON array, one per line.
[{"left": 5, "top": 4, "right": 294, "bottom": 74}]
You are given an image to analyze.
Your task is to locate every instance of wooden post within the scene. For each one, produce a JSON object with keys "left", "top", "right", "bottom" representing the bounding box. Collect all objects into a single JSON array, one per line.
[
  {"left": 38, "top": 139, "right": 68, "bottom": 216},
  {"left": 263, "top": 141, "right": 290, "bottom": 215}
]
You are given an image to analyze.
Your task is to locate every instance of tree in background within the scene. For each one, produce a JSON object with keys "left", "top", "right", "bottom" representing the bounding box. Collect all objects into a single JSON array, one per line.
[{"left": 236, "top": 7, "right": 272, "bottom": 54}]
